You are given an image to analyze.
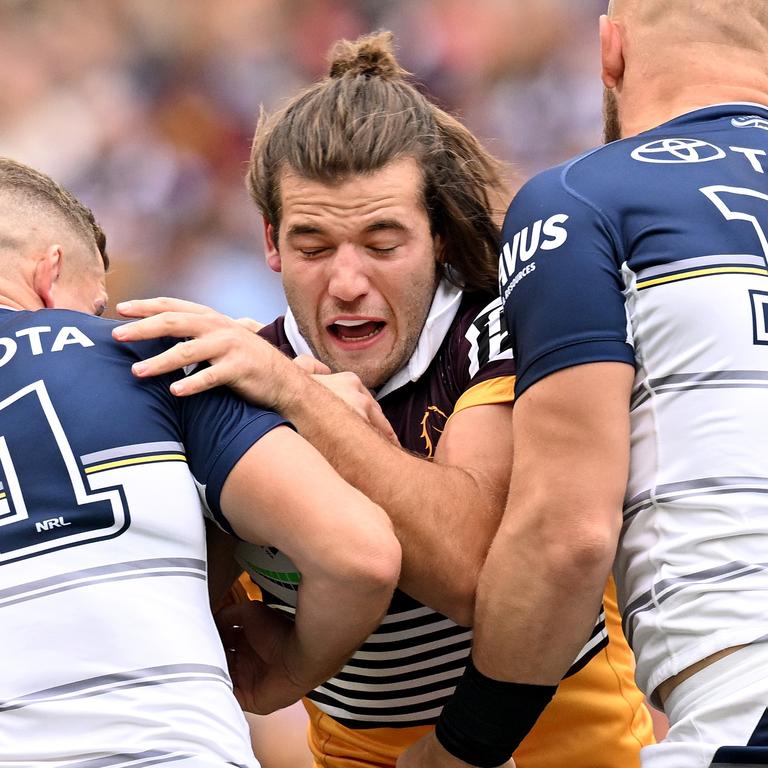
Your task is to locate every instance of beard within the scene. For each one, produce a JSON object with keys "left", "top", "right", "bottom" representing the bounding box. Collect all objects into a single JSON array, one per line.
[{"left": 603, "top": 87, "right": 622, "bottom": 143}]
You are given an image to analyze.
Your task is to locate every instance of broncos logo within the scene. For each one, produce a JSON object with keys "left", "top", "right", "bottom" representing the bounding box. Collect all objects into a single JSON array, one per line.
[{"left": 419, "top": 405, "right": 448, "bottom": 458}]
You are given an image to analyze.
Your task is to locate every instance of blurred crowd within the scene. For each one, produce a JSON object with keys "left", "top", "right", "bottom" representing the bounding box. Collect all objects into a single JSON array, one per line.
[
  {"left": 0, "top": 2, "right": 615, "bottom": 765},
  {"left": 0, "top": 0, "right": 607, "bottom": 320},
  {"left": 0, "top": 0, "right": 607, "bottom": 768}
]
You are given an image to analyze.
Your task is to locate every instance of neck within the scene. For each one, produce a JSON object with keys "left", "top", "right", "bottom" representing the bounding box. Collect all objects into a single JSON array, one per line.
[
  {"left": 0, "top": 281, "right": 44, "bottom": 313},
  {"left": 618, "top": 49, "right": 768, "bottom": 138}
]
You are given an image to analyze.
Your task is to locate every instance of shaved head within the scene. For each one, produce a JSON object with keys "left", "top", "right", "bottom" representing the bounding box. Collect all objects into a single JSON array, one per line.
[
  {"left": 608, "top": 0, "right": 768, "bottom": 50},
  {"left": 602, "top": 0, "right": 768, "bottom": 140}
]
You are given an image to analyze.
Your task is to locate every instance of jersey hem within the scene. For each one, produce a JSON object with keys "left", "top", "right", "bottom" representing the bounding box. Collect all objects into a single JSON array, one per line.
[
  {"left": 640, "top": 627, "right": 768, "bottom": 707},
  {"left": 516, "top": 339, "right": 635, "bottom": 397}
]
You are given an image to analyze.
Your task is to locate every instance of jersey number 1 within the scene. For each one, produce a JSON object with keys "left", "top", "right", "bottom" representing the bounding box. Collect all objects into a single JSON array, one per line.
[
  {"left": 0, "top": 380, "right": 128, "bottom": 564},
  {"left": 701, "top": 185, "right": 768, "bottom": 345}
]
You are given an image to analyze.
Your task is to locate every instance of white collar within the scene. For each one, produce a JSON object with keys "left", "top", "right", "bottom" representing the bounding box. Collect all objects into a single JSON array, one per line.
[{"left": 283, "top": 278, "right": 464, "bottom": 400}]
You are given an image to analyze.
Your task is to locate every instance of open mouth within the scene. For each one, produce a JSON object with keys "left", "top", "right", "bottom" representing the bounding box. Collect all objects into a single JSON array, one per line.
[{"left": 328, "top": 319, "right": 385, "bottom": 343}]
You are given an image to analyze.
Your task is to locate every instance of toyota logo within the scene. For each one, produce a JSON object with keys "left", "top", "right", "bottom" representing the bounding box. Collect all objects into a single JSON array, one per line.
[{"left": 631, "top": 138, "right": 726, "bottom": 164}]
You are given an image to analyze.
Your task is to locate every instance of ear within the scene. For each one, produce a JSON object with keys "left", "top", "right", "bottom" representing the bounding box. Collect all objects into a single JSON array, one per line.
[
  {"left": 433, "top": 234, "right": 445, "bottom": 264},
  {"left": 599, "top": 14, "right": 625, "bottom": 89},
  {"left": 32, "top": 245, "right": 62, "bottom": 308},
  {"left": 263, "top": 217, "right": 282, "bottom": 273}
]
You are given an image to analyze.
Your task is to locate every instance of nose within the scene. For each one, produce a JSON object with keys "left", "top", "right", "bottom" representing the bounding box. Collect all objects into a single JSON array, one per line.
[{"left": 327, "top": 244, "right": 370, "bottom": 303}]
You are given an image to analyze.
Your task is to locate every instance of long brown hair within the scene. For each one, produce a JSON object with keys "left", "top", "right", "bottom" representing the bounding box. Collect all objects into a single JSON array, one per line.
[{"left": 247, "top": 31, "right": 509, "bottom": 293}]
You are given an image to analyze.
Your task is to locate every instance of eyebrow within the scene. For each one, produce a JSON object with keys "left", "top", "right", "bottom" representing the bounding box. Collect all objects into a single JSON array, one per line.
[
  {"left": 364, "top": 219, "right": 408, "bottom": 234},
  {"left": 285, "top": 219, "right": 408, "bottom": 238},
  {"left": 286, "top": 223, "right": 325, "bottom": 237}
]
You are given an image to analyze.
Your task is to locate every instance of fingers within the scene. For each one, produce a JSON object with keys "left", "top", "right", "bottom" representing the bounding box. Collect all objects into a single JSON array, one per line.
[
  {"left": 123, "top": 335, "right": 228, "bottom": 385},
  {"left": 112, "top": 310, "right": 223, "bottom": 344},
  {"left": 116, "top": 297, "right": 214, "bottom": 319},
  {"left": 294, "top": 355, "right": 332, "bottom": 375},
  {"left": 369, "top": 405, "right": 400, "bottom": 446}
]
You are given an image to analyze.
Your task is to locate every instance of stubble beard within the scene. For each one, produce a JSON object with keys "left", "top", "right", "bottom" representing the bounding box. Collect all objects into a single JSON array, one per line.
[
  {"left": 287, "top": 278, "right": 438, "bottom": 391},
  {"left": 603, "top": 87, "right": 622, "bottom": 144}
]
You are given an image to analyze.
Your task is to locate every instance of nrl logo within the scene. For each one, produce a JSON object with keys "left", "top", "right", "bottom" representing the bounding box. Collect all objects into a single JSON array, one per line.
[{"left": 631, "top": 138, "right": 726, "bottom": 164}]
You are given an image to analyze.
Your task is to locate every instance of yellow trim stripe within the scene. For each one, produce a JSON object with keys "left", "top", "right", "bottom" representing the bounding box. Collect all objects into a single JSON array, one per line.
[
  {"left": 84, "top": 453, "right": 187, "bottom": 474},
  {"left": 638, "top": 266, "right": 768, "bottom": 290},
  {"left": 453, "top": 375, "right": 516, "bottom": 417},
  {"left": 0, "top": 492, "right": 5, "bottom": 501}
]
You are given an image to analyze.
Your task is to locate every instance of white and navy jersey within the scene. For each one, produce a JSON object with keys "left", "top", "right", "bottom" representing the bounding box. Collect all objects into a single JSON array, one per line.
[
  {"left": 500, "top": 103, "right": 768, "bottom": 700},
  {"left": 0, "top": 308, "right": 286, "bottom": 766}
]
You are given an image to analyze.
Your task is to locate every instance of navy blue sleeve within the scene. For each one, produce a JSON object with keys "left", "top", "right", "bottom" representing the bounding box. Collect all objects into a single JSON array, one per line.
[
  {"left": 500, "top": 164, "right": 635, "bottom": 398},
  {"left": 178, "top": 386, "right": 291, "bottom": 534}
]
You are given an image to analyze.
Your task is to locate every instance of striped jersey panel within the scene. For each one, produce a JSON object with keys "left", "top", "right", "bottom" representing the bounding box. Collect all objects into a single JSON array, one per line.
[{"left": 263, "top": 587, "right": 607, "bottom": 727}]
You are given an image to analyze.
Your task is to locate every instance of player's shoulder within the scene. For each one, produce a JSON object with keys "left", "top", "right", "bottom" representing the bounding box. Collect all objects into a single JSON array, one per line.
[
  {"left": 513, "top": 143, "right": 632, "bottom": 218},
  {"left": 443, "top": 291, "right": 514, "bottom": 383},
  {"left": 6, "top": 308, "right": 183, "bottom": 363}
]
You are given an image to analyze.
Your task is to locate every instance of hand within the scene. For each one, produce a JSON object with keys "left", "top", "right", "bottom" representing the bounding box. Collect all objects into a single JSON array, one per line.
[
  {"left": 112, "top": 297, "right": 300, "bottom": 410},
  {"left": 397, "top": 733, "right": 515, "bottom": 768},
  {"left": 236, "top": 317, "right": 265, "bottom": 334},
  {"left": 293, "top": 362, "right": 398, "bottom": 445},
  {"left": 216, "top": 600, "right": 309, "bottom": 715}
]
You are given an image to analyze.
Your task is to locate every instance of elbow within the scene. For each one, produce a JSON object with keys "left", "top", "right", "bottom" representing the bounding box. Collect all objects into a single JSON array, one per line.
[
  {"left": 361, "top": 535, "right": 402, "bottom": 597},
  {"left": 541, "top": 520, "right": 618, "bottom": 587},
  {"left": 340, "top": 512, "right": 402, "bottom": 597},
  {"left": 440, "top": 569, "right": 480, "bottom": 627},
  {"left": 444, "top": 597, "right": 475, "bottom": 629}
]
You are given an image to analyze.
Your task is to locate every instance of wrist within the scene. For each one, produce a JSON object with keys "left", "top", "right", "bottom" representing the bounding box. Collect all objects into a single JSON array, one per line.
[
  {"left": 269, "top": 355, "right": 311, "bottom": 416},
  {"left": 435, "top": 659, "right": 557, "bottom": 767}
]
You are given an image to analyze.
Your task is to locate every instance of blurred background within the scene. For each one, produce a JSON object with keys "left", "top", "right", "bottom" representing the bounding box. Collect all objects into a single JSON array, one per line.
[
  {"left": 0, "top": 0, "right": 607, "bottom": 321},
  {"left": 0, "top": 1, "right": 625, "bottom": 764}
]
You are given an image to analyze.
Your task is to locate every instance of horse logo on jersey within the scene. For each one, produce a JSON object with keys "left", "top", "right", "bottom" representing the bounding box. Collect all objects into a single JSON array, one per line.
[
  {"left": 420, "top": 405, "right": 447, "bottom": 458},
  {"left": 631, "top": 138, "right": 726, "bottom": 164}
]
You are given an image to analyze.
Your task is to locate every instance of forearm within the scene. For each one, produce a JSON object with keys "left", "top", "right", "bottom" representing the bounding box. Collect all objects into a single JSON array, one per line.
[
  {"left": 278, "top": 378, "right": 500, "bottom": 622},
  {"left": 471, "top": 495, "right": 616, "bottom": 684},
  {"left": 274, "top": 566, "right": 397, "bottom": 698},
  {"left": 432, "top": 365, "right": 632, "bottom": 766}
]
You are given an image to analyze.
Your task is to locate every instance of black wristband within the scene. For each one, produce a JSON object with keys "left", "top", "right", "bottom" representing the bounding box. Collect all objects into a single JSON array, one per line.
[{"left": 435, "top": 659, "right": 557, "bottom": 767}]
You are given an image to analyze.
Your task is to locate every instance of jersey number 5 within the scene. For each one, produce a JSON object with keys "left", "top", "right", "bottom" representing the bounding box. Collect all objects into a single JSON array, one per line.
[{"left": 0, "top": 380, "right": 129, "bottom": 564}]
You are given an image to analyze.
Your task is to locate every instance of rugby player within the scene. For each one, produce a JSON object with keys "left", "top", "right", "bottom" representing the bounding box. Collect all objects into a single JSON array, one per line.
[
  {"left": 405, "top": 2, "right": 768, "bottom": 767},
  {"left": 0, "top": 157, "right": 400, "bottom": 766},
  {"left": 115, "top": 32, "right": 653, "bottom": 768}
]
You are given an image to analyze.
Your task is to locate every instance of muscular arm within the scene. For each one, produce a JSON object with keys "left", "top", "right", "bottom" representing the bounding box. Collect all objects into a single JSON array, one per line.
[
  {"left": 219, "top": 424, "right": 401, "bottom": 712},
  {"left": 472, "top": 362, "right": 632, "bottom": 684},
  {"left": 399, "top": 362, "right": 632, "bottom": 768},
  {"left": 278, "top": 377, "right": 514, "bottom": 626},
  {"left": 114, "top": 298, "right": 513, "bottom": 625}
]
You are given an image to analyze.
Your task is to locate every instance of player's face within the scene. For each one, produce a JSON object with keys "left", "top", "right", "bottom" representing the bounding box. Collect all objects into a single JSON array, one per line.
[
  {"left": 267, "top": 157, "right": 441, "bottom": 389},
  {"left": 57, "top": 244, "right": 108, "bottom": 317}
]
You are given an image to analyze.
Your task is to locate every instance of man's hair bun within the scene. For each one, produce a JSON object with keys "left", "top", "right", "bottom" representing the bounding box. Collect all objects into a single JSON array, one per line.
[{"left": 328, "top": 30, "right": 409, "bottom": 80}]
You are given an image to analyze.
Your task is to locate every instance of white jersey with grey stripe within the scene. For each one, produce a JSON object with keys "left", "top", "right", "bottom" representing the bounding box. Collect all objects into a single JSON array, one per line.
[
  {"left": 0, "top": 307, "right": 286, "bottom": 765},
  {"left": 499, "top": 103, "right": 768, "bottom": 702}
]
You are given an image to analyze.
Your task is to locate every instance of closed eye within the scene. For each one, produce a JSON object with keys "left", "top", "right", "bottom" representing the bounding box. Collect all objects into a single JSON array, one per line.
[{"left": 299, "top": 248, "right": 329, "bottom": 258}]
